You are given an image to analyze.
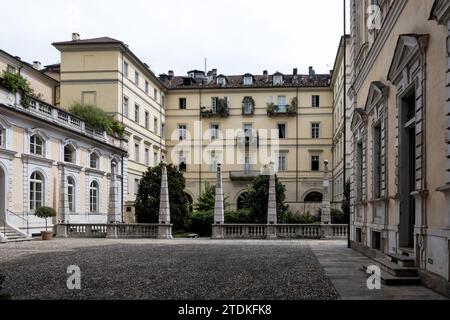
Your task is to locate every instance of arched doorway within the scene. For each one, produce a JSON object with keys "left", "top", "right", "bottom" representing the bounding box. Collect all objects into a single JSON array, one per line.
[
  {"left": 304, "top": 192, "right": 323, "bottom": 203},
  {"left": 237, "top": 192, "right": 248, "bottom": 210}
]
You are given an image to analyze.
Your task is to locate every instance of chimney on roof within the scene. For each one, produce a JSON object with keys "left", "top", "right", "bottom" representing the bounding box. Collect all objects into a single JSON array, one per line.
[
  {"left": 32, "top": 61, "right": 42, "bottom": 70},
  {"left": 263, "top": 70, "right": 268, "bottom": 81},
  {"left": 212, "top": 69, "right": 217, "bottom": 77},
  {"left": 293, "top": 68, "right": 298, "bottom": 76},
  {"left": 309, "top": 66, "right": 316, "bottom": 76},
  {"left": 72, "top": 33, "right": 80, "bottom": 41},
  {"left": 168, "top": 70, "right": 174, "bottom": 78}
]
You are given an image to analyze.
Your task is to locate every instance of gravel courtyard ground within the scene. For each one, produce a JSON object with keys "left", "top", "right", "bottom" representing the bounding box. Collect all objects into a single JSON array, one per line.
[{"left": 0, "top": 239, "right": 339, "bottom": 300}]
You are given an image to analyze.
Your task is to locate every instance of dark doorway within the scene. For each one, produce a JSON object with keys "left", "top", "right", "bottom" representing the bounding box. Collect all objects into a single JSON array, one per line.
[
  {"left": 237, "top": 192, "right": 248, "bottom": 210},
  {"left": 399, "top": 89, "right": 416, "bottom": 248}
]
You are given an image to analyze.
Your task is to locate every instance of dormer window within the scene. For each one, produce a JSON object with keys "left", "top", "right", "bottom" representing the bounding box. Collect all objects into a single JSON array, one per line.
[
  {"left": 273, "top": 73, "right": 283, "bottom": 85},
  {"left": 243, "top": 75, "right": 253, "bottom": 86},
  {"left": 217, "top": 76, "right": 226, "bottom": 87}
]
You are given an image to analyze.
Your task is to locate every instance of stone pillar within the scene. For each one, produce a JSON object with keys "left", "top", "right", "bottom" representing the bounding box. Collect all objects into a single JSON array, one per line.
[
  {"left": 267, "top": 171, "right": 278, "bottom": 239},
  {"left": 158, "top": 163, "right": 172, "bottom": 239},
  {"left": 212, "top": 164, "right": 225, "bottom": 239},
  {"left": 107, "top": 161, "right": 121, "bottom": 224},
  {"left": 321, "top": 160, "right": 331, "bottom": 225}
]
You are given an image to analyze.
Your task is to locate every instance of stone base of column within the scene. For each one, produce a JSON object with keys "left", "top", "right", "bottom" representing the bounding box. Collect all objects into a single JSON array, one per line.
[
  {"left": 157, "top": 224, "right": 173, "bottom": 239},
  {"left": 320, "top": 224, "right": 333, "bottom": 239},
  {"left": 106, "top": 224, "right": 118, "bottom": 239},
  {"left": 266, "top": 224, "right": 278, "bottom": 239},
  {"left": 55, "top": 224, "right": 68, "bottom": 238},
  {"left": 212, "top": 224, "right": 224, "bottom": 239}
]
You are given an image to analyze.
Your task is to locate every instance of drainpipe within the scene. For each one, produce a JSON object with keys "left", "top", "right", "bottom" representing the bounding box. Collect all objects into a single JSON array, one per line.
[
  {"left": 343, "top": 0, "right": 350, "bottom": 248},
  {"left": 296, "top": 87, "right": 299, "bottom": 203},
  {"left": 199, "top": 88, "right": 202, "bottom": 196},
  {"left": 121, "top": 51, "right": 125, "bottom": 223}
]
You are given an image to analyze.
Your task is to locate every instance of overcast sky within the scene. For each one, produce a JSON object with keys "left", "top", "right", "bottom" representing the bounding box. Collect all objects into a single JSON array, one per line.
[{"left": 0, "top": 0, "right": 350, "bottom": 76}]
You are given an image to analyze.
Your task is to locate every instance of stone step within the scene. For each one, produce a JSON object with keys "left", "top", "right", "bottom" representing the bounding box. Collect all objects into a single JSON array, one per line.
[
  {"left": 361, "top": 263, "right": 421, "bottom": 286},
  {"left": 387, "top": 253, "right": 416, "bottom": 267},
  {"left": 374, "top": 258, "right": 418, "bottom": 277}
]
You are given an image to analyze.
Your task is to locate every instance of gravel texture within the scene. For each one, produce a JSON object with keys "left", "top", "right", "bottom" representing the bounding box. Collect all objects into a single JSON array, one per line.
[{"left": 0, "top": 239, "right": 339, "bottom": 300}]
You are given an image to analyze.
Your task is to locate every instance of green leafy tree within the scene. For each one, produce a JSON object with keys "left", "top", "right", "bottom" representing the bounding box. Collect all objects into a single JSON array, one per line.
[
  {"left": 34, "top": 207, "right": 56, "bottom": 231},
  {"left": 70, "top": 103, "right": 125, "bottom": 138},
  {"left": 241, "top": 175, "right": 288, "bottom": 223},
  {"left": 135, "top": 164, "right": 189, "bottom": 230},
  {"left": 193, "top": 183, "right": 229, "bottom": 212}
]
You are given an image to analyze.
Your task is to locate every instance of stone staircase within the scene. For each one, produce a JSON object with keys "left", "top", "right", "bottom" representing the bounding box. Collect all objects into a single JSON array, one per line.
[
  {"left": 0, "top": 225, "right": 30, "bottom": 243},
  {"left": 361, "top": 252, "right": 421, "bottom": 286}
]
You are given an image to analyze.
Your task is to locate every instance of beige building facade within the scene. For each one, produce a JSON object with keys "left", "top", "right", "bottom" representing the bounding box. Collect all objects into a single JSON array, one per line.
[
  {"left": 52, "top": 35, "right": 166, "bottom": 222},
  {"left": 349, "top": 0, "right": 450, "bottom": 295},
  {"left": 0, "top": 53, "right": 127, "bottom": 239},
  {"left": 162, "top": 69, "right": 333, "bottom": 213}
]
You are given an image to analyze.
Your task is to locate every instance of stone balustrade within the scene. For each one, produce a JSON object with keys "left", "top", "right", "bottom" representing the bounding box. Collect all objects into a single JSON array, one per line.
[
  {"left": 0, "top": 87, "right": 127, "bottom": 151},
  {"left": 57, "top": 223, "right": 170, "bottom": 239},
  {"left": 212, "top": 224, "right": 348, "bottom": 240}
]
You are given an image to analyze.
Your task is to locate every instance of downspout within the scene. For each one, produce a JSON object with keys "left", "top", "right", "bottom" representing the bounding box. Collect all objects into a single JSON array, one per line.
[
  {"left": 296, "top": 87, "right": 299, "bottom": 203},
  {"left": 199, "top": 88, "right": 202, "bottom": 196},
  {"left": 121, "top": 51, "right": 125, "bottom": 222}
]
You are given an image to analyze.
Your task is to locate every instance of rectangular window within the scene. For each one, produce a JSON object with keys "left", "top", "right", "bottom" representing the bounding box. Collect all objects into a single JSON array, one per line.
[
  {"left": 178, "top": 124, "right": 187, "bottom": 141},
  {"left": 311, "top": 123, "right": 320, "bottom": 139},
  {"left": 7, "top": 64, "right": 17, "bottom": 74},
  {"left": 123, "top": 61, "right": 129, "bottom": 77},
  {"left": 134, "top": 104, "right": 140, "bottom": 123},
  {"left": 211, "top": 124, "right": 219, "bottom": 140},
  {"left": 211, "top": 97, "right": 218, "bottom": 113},
  {"left": 134, "top": 143, "right": 140, "bottom": 162},
  {"left": 154, "top": 117, "right": 158, "bottom": 135},
  {"left": 210, "top": 151, "right": 219, "bottom": 172},
  {"left": 179, "top": 98, "right": 187, "bottom": 110},
  {"left": 161, "top": 124, "right": 165, "bottom": 138},
  {"left": 278, "top": 96, "right": 286, "bottom": 112},
  {"left": 278, "top": 154, "right": 288, "bottom": 172},
  {"left": 134, "top": 179, "right": 140, "bottom": 195},
  {"left": 145, "top": 80, "right": 149, "bottom": 94},
  {"left": 123, "top": 96, "right": 129, "bottom": 117},
  {"left": 356, "top": 142, "right": 363, "bottom": 201},
  {"left": 145, "top": 111, "right": 149, "bottom": 130},
  {"left": 135, "top": 71, "right": 140, "bottom": 86},
  {"left": 154, "top": 88, "right": 158, "bottom": 100},
  {"left": 374, "top": 124, "right": 382, "bottom": 198},
  {"left": 311, "top": 156, "right": 320, "bottom": 171},
  {"left": 145, "top": 148, "right": 150, "bottom": 166},
  {"left": 278, "top": 124, "right": 286, "bottom": 139},
  {"left": 161, "top": 95, "right": 165, "bottom": 108},
  {"left": 154, "top": 152, "right": 158, "bottom": 167},
  {"left": 312, "top": 95, "right": 320, "bottom": 108}
]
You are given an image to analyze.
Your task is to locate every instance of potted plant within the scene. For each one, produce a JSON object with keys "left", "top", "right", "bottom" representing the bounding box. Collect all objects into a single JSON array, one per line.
[{"left": 34, "top": 207, "right": 56, "bottom": 240}]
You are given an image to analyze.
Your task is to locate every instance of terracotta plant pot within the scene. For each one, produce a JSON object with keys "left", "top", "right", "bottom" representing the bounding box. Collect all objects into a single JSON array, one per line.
[{"left": 41, "top": 231, "right": 53, "bottom": 241}]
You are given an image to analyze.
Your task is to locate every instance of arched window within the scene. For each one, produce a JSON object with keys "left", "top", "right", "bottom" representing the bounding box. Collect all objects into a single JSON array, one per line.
[
  {"left": 64, "top": 144, "right": 75, "bottom": 163},
  {"left": 67, "top": 177, "right": 75, "bottom": 213},
  {"left": 30, "top": 135, "right": 44, "bottom": 156},
  {"left": 30, "top": 172, "right": 44, "bottom": 211},
  {"left": 89, "top": 181, "right": 99, "bottom": 213},
  {"left": 90, "top": 152, "right": 99, "bottom": 169},
  {"left": 237, "top": 192, "right": 249, "bottom": 210},
  {"left": 304, "top": 192, "right": 323, "bottom": 203}
]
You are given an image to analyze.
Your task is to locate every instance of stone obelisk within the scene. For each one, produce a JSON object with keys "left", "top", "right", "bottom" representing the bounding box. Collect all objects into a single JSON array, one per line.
[
  {"left": 321, "top": 160, "right": 331, "bottom": 225},
  {"left": 212, "top": 164, "right": 225, "bottom": 239},
  {"left": 158, "top": 162, "right": 172, "bottom": 239}
]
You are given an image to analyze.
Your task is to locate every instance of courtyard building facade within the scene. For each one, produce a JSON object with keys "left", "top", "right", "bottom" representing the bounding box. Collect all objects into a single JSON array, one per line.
[
  {"left": 348, "top": 0, "right": 450, "bottom": 295},
  {"left": 0, "top": 60, "right": 127, "bottom": 237}
]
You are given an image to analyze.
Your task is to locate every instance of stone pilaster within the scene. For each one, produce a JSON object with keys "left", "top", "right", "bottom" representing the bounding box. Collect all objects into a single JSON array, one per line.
[
  {"left": 107, "top": 161, "right": 121, "bottom": 223},
  {"left": 58, "top": 164, "right": 69, "bottom": 223},
  {"left": 322, "top": 160, "right": 331, "bottom": 225},
  {"left": 267, "top": 172, "right": 277, "bottom": 239},
  {"left": 158, "top": 163, "right": 172, "bottom": 239},
  {"left": 446, "top": 19, "right": 450, "bottom": 184}
]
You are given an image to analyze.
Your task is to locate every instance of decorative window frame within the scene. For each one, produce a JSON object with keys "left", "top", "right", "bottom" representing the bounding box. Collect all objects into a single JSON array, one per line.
[
  {"left": 0, "top": 118, "right": 13, "bottom": 150},
  {"left": 88, "top": 148, "right": 102, "bottom": 171},
  {"left": 25, "top": 128, "right": 50, "bottom": 158},
  {"left": 351, "top": 108, "right": 368, "bottom": 204},
  {"left": 60, "top": 139, "right": 80, "bottom": 165},
  {"left": 86, "top": 176, "right": 102, "bottom": 215}
]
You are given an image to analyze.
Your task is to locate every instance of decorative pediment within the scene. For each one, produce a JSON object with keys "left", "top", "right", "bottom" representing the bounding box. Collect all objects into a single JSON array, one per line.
[
  {"left": 351, "top": 108, "right": 368, "bottom": 131},
  {"left": 387, "top": 34, "right": 429, "bottom": 85},
  {"left": 365, "top": 81, "right": 389, "bottom": 112},
  {"left": 430, "top": 0, "right": 450, "bottom": 24}
]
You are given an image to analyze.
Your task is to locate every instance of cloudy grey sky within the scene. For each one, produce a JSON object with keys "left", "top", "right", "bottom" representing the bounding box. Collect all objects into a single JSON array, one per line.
[{"left": 0, "top": 0, "right": 349, "bottom": 76}]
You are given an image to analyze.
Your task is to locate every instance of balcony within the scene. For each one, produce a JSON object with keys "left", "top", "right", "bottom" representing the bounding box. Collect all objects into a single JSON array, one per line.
[
  {"left": 201, "top": 99, "right": 230, "bottom": 118},
  {"left": 267, "top": 98, "right": 298, "bottom": 117},
  {"left": 229, "top": 165, "right": 260, "bottom": 181}
]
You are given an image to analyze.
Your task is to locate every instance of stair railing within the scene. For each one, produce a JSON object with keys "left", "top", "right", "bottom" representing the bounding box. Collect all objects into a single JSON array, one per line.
[{"left": 6, "top": 210, "right": 29, "bottom": 236}]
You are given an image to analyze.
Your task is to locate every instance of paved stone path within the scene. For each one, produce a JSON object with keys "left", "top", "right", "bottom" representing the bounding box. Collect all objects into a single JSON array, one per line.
[{"left": 0, "top": 239, "right": 446, "bottom": 300}]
